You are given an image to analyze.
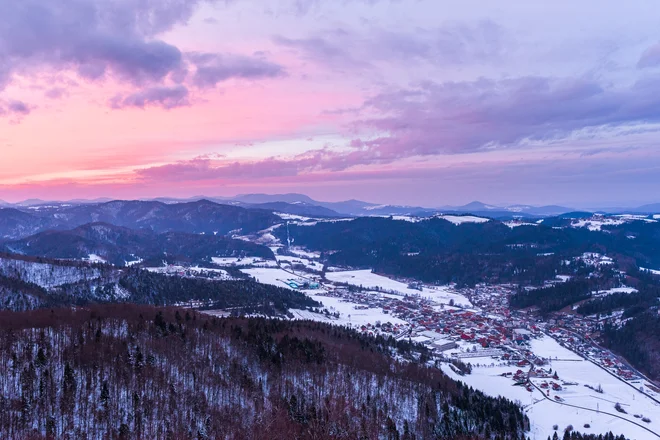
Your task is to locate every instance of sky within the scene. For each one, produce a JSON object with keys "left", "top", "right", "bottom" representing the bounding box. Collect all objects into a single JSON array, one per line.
[{"left": 1, "top": 0, "right": 660, "bottom": 208}]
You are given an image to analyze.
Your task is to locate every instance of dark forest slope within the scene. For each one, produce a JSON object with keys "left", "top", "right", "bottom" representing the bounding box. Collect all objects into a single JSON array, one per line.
[{"left": 0, "top": 305, "right": 529, "bottom": 439}]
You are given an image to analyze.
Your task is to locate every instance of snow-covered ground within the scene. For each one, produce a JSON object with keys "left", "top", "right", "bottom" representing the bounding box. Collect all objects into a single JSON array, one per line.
[
  {"left": 125, "top": 257, "right": 143, "bottom": 266},
  {"left": 438, "top": 215, "right": 490, "bottom": 225},
  {"left": 614, "top": 214, "right": 657, "bottom": 223},
  {"left": 325, "top": 270, "right": 472, "bottom": 307},
  {"left": 641, "top": 267, "right": 660, "bottom": 275},
  {"left": 571, "top": 215, "right": 657, "bottom": 232},
  {"left": 242, "top": 268, "right": 407, "bottom": 329},
  {"left": 577, "top": 252, "right": 614, "bottom": 266},
  {"left": 530, "top": 335, "right": 583, "bottom": 361},
  {"left": 505, "top": 221, "right": 539, "bottom": 228},
  {"left": 443, "top": 335, "right": 660, "bottom": 439},
  {"left": 593, "top": 287, "right": 638, "bottom": 297},
  {"left": 288, "top": 247, "right": 321, "bottom": 259},
  {"left": 211, "top": 256, "right": 278, "bottom": 267},
  {"left": 146, "top": 265, "right": 232, "bottom": 279},
  {"left": 303, "top": 294, "right": 407, "bottom": 328},
  {"left": 0, "top": 256, "right": 103, "bottom": 289},
  {"left": 274, "top": 212, "right": 313, "bottom": 221},
  {"left": 571, "top": 218, "right": 626, "bottom": 231},
  {"left": 276, "top": 254, "right": 321, "bottom": 271},
  {"left": 242, "top": 267, "right": 306, "bottom": 287},
  {"left": 85, "top": 254, "right": 107, "bottom": 263}
]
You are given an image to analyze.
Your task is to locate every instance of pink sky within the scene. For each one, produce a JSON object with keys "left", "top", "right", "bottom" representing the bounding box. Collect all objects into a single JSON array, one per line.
[{"left": 2, "top": 0, "right": 660, "bottom": 207}]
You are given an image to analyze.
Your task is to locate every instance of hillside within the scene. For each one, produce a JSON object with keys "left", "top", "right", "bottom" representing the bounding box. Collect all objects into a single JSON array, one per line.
[
  {"left": 2, "top": 223, "right": 274, "bottom": 266},
  {"left": 0, "top": 200, "right": 281, "bottom": 240},
  {"left": 0, "top": 254, "right": 314, "bottom": 314},
  {"left": 0, "top": 305, "right": 530, "bottom": 439},
  {"left": 276, "top": 216, "right": 660, "bottom": 285}
]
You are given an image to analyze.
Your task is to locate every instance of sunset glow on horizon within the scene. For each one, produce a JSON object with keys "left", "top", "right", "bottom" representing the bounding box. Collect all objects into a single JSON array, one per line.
[{"left": 2, "top": 0, "right": 660, "bottom": 207}]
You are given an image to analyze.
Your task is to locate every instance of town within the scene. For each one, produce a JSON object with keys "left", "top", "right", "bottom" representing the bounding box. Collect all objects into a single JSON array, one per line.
[{"left": 154, "top": 241, "right": 660, "bottom": 439}]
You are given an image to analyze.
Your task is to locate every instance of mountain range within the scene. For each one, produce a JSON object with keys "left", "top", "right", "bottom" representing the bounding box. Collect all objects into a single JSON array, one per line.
[{"left": 3, "top": 194, "right": 660, "bottom": 226}]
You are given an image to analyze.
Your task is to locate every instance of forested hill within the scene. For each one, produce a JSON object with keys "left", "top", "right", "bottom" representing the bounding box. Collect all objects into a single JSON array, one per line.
[
  {"left": 0, "top": 305, "right": 530, "bottom": 439},
  {"left": 2, "top": 222, "right": 274, "bottom": 266},
  {"left": 277, "top": 216, "right": 660, "bottom": 286},
  {"left": 0, "top": 254, "right": 317, "bottom": 314},
  {"left": 0, "top": 199, "right": 281, "bottom": 240}
]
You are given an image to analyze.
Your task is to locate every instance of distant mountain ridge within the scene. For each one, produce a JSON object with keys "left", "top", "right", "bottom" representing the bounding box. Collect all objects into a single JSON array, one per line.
[{"left": 4, "top": 194, "right": 660, "bottom": 221}]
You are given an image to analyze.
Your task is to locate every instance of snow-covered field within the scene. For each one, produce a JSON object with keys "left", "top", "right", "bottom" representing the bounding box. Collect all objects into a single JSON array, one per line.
[
  {"left": 505, "top": 221, "right": 539, "bottom": 228},
  {"left": 530, "top": 335, "right": 583, "bottom": 361},
  {"left": 242, "top": 267, "right": 305, "bottom": 287},
  {"left": 443, "top": 335, "right": 660, "bottom": 439},
  {"left": 641, "top": 267, "right": 660, "bottom": 275},
  {"left": 125, "top": 257, "right": 143, "bottom": 266},
  {"left": 571, "top": 218, "right": 626, "bottom": 231},
  {"left": 288, "top": 247, "right": 321, "bottom": 259},
  {"left": 325, "top": 270, "right": 472, "bottom": 307},
  {"left": 146, "top": 265, "right": 232, "bottom": 279},
  {"left": 242, "top": 268, "right": 407, "bottom": 328},
  {"left": 276, "top": 255, "right": 321, "bottom": 271},
  {"left": 593, "top": 287, "right": 638, "bottom": 297},
  {"left": 438, "top": 215, "right": 490, "bottom": 225},
  {"left": 85, "top": 254, "right": 107, "bottom": 263},
  {"left": 211, "top": 256, "right": 278, "bottom": 267},
  {"left": 614, "top": 214, "right": 658, "bottom": 223},
  {"left": 571, "top": 215, "right": 657, "bottom": 232},
  {"left": 578, "top": 252, "right": 614, "bottom": 266},
  {"left": 305, "top": 294, "right": 406, "bottom": 328}
]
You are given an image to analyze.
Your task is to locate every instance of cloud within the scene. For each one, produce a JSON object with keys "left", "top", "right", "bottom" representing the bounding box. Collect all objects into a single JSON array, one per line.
[
  {"left": 0, "top": 99, "right": 32, "bottom": 117},
  {"left": 137, "top": 157, "right": 298, "bottom": 181},
  {"left": 135, "top": 147, "right": 397, "bottom": 183},
  {"left": 189, "top": 53, "right": 286, "bottom": 88},
  {"left": 637, "top": 42, "right": 660, "bottom": 68},
  {"left": 256, "top": 0, "right": 406, "bottom": 16},
  {"left": 7, "top": 100, "right": 31, "bottom": 115},
  {"left": 44, "top": 88, "right": 67, "bottom": 99},
  {"left": 273, "top": 21, "right": 508, "bottom": 70},
  {"left": 0, "top": 0, "right": 209, "bottom": 90},
  {"left": 349, "top": 76, "right": 660, "bottom": 159},
  {"left": 0, "top": 0, "right": 284, "bottom": 116},
  {"left": 110, "top": 85, "right": 190, "bottom": 110}
]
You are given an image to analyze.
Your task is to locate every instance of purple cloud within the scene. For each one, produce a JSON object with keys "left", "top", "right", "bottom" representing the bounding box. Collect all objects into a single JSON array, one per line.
[
  {"left": 256, "top": 0, "right": 406, "bottom": 16},
  {"left": 273, "top": 21, "right": 507, "bottom": 70},
  {"left": 44, "top": 88, "right": 67, "bottom": 99},
  {"left": 137, "top": 157, "right": 303, "bottom": 181},
  {"left": 0, "top": 0, "right": 204, "bottom": 89},
  {"left": 0, "top": 99, "right": 32, "bottom": 117},
  {"left": 349, "top": 76, "right": 660, "bottom": 158},
  {"left": 0, "top": 0, "right": 284, "bottom": 115},
  {"left": 189, "top": 53, "right": 285, "bottom": 89},
  {"left": 638, "top": 42, "right": 660, "bottom": 68},
  {"left": 110, "top": 85, "right": 190, "bottom": 110}
]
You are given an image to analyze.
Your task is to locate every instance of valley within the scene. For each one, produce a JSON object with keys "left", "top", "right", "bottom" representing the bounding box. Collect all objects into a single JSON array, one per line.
[{"left": 1, "top": 198, "right": 659, "bottom": 439}]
